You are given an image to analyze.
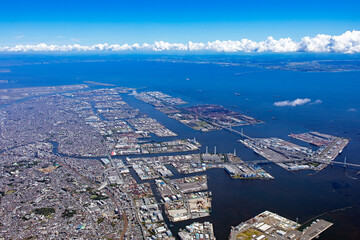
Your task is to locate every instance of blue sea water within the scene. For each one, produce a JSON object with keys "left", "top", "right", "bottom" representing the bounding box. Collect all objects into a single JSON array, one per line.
[{"left": 0, "top": 54, "right": 360, "bottom": 239}]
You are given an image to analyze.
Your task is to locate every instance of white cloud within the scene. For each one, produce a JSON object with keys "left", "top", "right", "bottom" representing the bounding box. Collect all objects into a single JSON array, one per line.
[
  {"left": 274, "top": 98, "right": 311, "bottom": 107},
  {"left": 1, "top": 30, "right": 360, "bottom": 53},
  {"left": 310, "top": 99, "right": 322, "bottom": 105}
]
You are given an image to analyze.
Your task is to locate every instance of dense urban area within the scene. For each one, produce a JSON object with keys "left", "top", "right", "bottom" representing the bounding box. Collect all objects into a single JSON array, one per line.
[{"left": 0, "top": 84, "right": 348, "bottom": 240}]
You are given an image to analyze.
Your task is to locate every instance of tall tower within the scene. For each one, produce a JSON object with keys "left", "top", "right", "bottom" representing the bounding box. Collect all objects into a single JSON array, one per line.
[
  {"left": 205, "top": 146, "right": 208, "bottom": 155},
  {"left": 234, "top": 148, "right": 236, "bottom": 157},
  {"left": 214, "top": 146, "right": 217, "bottom": 155}
]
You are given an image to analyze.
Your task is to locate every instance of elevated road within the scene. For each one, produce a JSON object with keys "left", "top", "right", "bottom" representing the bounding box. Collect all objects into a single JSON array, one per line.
[
  {"left": 239, "top": 158, "right": 360, "bottom": 168},
  {"left": 239, "top": 159, "right": 360, "bottom": 168},
  {"left": 223, "top": 126, "right": 252, "bottom": 139},
  {"left": 315, "top": 159, "right": 360, "bottom": 168}
]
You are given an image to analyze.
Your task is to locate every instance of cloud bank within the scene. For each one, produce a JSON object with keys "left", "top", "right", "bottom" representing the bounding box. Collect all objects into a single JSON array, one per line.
[
  {"left": 274, "top": 98, "right": 312, "bottom": 107},
  {"left": 1, "top": 30, "right": 360, "bottom": 53}
]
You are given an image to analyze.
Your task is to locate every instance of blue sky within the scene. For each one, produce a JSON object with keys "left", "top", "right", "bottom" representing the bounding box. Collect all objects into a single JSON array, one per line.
[{"left": 0, "top": 0, "right": 359, "bottom": 45}]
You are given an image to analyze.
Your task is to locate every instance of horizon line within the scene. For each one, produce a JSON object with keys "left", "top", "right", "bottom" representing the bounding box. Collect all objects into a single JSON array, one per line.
[{"left": 0, "top": 30, "right": 359, "bottom": 54}]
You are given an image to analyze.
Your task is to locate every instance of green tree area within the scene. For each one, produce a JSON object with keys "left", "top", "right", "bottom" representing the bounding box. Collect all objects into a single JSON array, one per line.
[
  {"left": 34, "top": 207, "right": 55, "bottom": 216},
  {"left": 97, "top": 217, "right": 105, "bottom": 224},
  {"left": 62, "top": 209, "right": 77, "bottom": 218},
  {"left": 86, "top": 187, "right": 109, "bottom": 200}
]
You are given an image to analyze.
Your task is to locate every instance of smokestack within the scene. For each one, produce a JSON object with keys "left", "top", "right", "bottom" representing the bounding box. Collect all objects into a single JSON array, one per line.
[
  {"left": 234, "top": 148, "right": 236, "bottom": 157},
  {"left": 206, "top": 146, "right": 208, "bottom": 154},
  {"left": 214, "top": 146, "right": 217, "bottom": 155}
]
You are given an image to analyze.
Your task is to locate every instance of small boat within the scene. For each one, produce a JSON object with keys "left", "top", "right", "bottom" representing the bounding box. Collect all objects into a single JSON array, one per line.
[{"left": 234, "top": 93, "right": 241, "bottom": 96}]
